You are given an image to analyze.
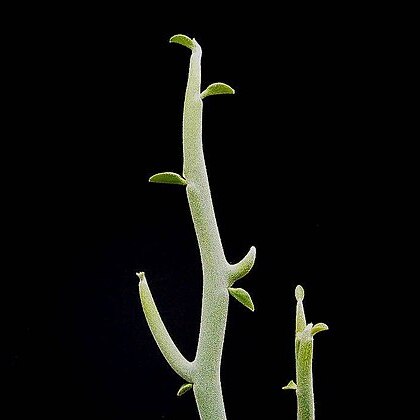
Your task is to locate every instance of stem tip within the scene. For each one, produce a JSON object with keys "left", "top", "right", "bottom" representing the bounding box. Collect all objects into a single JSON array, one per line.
[
  {"left": 295, "top": 285, "right": 305, "bottom": 301},
  {"left": 136, "top": 272, "right": 146, "bottom": 282}
]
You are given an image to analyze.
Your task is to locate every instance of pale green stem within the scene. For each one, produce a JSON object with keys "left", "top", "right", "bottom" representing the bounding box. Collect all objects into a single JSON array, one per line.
[
  {"left": 140, "top": 36, "right": 254, "bottom": 420},
  {"left": 292, "top": 286, "right": 327, "bottom": 420},
  {"left": 183, "top": 39, "right": 229, "bottom": 420},
  {"left": 138, "top": 273, "right": 194, "bottom": 382}
]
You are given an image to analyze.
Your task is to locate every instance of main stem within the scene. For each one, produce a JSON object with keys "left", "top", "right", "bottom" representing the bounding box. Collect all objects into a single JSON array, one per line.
[{"left": 183, "top": 40, "right": 229, "bottom": 420}]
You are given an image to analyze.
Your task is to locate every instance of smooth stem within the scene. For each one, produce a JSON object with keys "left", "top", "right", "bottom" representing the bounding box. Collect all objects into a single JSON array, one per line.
[{"left": 183, "top": 39, "right": 229, "bottom": 420}]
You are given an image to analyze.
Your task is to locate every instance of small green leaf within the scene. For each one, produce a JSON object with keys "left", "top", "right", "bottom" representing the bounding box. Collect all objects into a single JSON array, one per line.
[
  {"left": 282, "top": 380, "right": 297, "bottom": 390},
  {"left": 301, "top": 323, "right": 313, "bottom": 341},
  {"left": 177, "top": 383, "right": 193, "bottom": 396},
  {"left": 295, "top": 285, "right": 305, "bottom": 301},
  {"left": 170, "top": 34, "right": 194, "bottom": 50},
  {"left": 201, "top": 83, "right": 235, "bottom": 99},
  {"left": 228, "top": 287, "right": 254, "bottom": 311},
  {"left": 149, "top": 172, "right": 187, "bottom": 186},
  {"left": 311, "top": 322, "right": 329, "bottom": 336}
]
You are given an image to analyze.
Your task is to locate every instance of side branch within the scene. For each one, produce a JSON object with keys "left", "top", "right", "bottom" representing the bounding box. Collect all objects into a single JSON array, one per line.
[
  {"left": 138, "top": 272, "right": 194, "bottom": 382},
  {"left": 227, "top": 246, "right": 256, "bottom": 286}
]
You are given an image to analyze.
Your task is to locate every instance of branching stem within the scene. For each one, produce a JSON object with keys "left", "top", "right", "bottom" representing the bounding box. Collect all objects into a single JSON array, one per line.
[
  {"left": 139, "top": 35, "right": 255, "bottom": 420},
  {"left": 183, "top": 37, "right": 230, "bottom": 420}
]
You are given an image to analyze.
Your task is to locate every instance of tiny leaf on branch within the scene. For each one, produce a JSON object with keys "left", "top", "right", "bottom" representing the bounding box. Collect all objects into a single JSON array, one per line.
[
  {"left": 311, "top": 322, "right": 329, "bottom": 336},
  {"left": 282, "top": 380, "right": 297, "bottom": 390},
  {"left": 228, "top": 287, "right": 255, "bottom": 311},
  {"left": 169, "top": 34, "right": 195, "bottom": 50},
  {"left": 201, "top": 83, "right": 235, "bottom": 99},
  {"left": 149, "top": 172, "right": 187, "bottom": 186},
  {"left": 177, "top": 383, "right": 193, "bottom": 396}
]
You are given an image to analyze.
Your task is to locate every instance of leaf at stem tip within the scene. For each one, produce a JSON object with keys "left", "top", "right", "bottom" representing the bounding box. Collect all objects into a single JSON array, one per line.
[
  {"left": 169, "top": 34, "right": 194, "bottom": 50},
  {"left": 228, "top": 287, "right": 254, "bottom": 311},
  {"left": 311, "top": 322, "right": 329, "bottom": 336},
  {"left": 282, "top": 380, "right": 297, "bottom": 390},
  {"left": 295, "top": 285, "right": 305, "bottom": 301},
  {"left": 200, "top": 83, "right": 235, "bottom": 99},
  {"left": 177, "top": 383, "right": 193, "bottom": 396},
  {"left": 149, "top": 172, "right": 187, "bottom": 186}
]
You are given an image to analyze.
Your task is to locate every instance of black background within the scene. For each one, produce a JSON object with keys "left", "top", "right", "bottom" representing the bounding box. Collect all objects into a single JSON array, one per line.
[{"left": 3, "top": 5, "right": 405, "bottom": 419}]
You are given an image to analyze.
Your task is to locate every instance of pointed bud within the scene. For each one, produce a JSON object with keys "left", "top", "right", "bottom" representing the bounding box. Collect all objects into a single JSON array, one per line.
[{"left": 282, "top": 380, "right": 297, "bottom": 390}]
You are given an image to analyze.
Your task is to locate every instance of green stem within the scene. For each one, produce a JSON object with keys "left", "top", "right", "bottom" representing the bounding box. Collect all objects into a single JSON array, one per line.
[
  {"left": 183, "top": 38, "right": 229, "bottom": 420},
  {"left": 193, "top": 374, "right": 226, "bottom": 420},
  {"left": 138, "top": 273, "right": 194, "bottom": 382},
  {"left": 140, "top": 35, "right": 255, "bottom": 420},
  {"left": 290, "top": 286, "right": 328, "bottom": 420},
  {"left": 296, "top": 325, "right": 315, "bottom": 420}
]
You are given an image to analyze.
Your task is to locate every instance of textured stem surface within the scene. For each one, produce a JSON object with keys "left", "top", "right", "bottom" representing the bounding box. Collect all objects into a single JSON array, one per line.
[
  {"left": 296, "top": 325, "right": 314, "bottom": 420},
  {"left": 290, "top": 286, "right": 328, "bottom": 420},
  {"left": 138, "top": 273, "right": 194, "bottom": 382},
  {"left": 140, "top": 35, "right": 254, "bottom": 420},
  {"left": 193, "top": 375, "right": 226, "bottom": 420},
  {"left": 183, "top": 39, "right": 229, "bottom": 420}
]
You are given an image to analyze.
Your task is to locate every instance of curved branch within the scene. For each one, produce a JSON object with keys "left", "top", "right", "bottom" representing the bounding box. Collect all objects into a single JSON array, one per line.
[
  {"left": 227, "top": 246, "right": 256, "bottom": 286},
  {"left": 138, "top": 272, "right": 194, "bottom": 382}
]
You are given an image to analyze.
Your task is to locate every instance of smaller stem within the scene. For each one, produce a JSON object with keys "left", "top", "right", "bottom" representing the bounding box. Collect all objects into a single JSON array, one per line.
[
  {"left": 292, "top": 286, "right": 327, "bottom": 420},
  {"left": 296, "top": 324, "right": 315, "bottom": 420}
]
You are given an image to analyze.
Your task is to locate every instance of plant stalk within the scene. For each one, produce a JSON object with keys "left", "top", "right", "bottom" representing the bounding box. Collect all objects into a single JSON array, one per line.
[
  {"left": 296, "top": 325, "right": 315, "bottom": 420},
  {"left": 288, "top": 286, "right": 328, "bottom": 420},
  {"left": 139, "top": 35, "right": 255, "bottom": 420},
  {"left": 183, "top": 38, "right": 229, "bottom": 420}
]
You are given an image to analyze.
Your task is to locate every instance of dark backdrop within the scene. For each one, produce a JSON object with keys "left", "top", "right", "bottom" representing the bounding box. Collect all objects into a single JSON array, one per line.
[{"left": 3, "top": 6, "right": 396, "bottom": 419}]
